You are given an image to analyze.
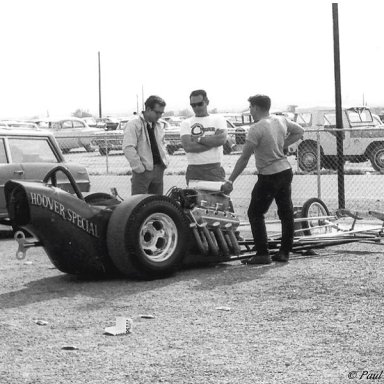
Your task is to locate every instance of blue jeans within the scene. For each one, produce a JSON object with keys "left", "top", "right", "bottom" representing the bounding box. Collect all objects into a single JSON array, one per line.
[{"left": 248, "top": 168, "right": 294, "bottom": 255}]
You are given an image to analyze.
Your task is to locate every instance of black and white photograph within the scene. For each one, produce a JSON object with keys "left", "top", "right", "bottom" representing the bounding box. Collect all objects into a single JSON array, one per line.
[{"left": 1, "top": 1, "right": 384, "bottom": 383}]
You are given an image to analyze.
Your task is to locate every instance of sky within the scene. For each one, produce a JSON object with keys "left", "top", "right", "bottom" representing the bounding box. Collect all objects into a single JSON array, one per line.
[{"left": 0, "top": 0, "right": 383, "bottom": 119}]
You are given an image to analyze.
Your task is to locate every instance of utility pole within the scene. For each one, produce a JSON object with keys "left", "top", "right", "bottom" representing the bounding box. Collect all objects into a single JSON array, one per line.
[{"left": 98, "top": 51, "right": 102, "bottom": 118}]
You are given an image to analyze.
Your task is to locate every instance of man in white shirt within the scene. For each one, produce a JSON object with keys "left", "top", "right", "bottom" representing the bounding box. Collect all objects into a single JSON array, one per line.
[
  {"left": 180, "top": 90, "right": 227, "bottom": 184},
  {"left": 222, "top": 94, "right": 304, "bottom": 264}
]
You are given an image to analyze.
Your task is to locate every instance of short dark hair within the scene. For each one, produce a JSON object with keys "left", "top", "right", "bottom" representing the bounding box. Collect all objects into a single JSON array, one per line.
[
  {"left": 145, "top": 95, "right": 166, "bottom": 110},
  {"left": 190, "top": 89, "right": 208, "bottom": 100},
  {"left": 248, "top": 94, "right": 271, "bottom": 111}
]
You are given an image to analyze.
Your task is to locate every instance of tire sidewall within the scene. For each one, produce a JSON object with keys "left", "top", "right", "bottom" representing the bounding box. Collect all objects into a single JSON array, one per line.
[
  {"left": 107, "top": 196, "right": 190, "bottom": 278},
  {"left": 371, "top": 147, "right": 384, "bottom": 172},
  {"left": 301, "top": 197, "right": 330, "bottom": 235}
]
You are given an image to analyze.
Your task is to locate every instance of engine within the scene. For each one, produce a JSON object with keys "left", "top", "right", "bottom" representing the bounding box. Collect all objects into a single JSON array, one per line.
[{"left": 168, "top": 186, "right": 241, "bottom": 258}]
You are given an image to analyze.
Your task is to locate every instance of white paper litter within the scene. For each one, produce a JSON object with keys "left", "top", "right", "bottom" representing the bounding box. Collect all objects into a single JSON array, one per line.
[{"left": 104, "top": 317, "right": 133, "bottom": 335}]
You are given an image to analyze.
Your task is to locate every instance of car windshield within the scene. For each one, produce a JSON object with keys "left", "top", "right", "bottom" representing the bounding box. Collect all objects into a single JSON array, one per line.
[
  {"left": 347, "top": 108, "right": 373, "bottom": 124},
  {"left": 294, "top": 113, "right": 312, "bottom": 127},
  {"left": 9, "top": 138, "right": 59, "bottom": 163}
]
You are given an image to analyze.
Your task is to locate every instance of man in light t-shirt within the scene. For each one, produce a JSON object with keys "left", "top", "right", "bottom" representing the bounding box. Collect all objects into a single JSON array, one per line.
[
  {"left": 222, "top": 94, "right": 304, "bottom": 265},
  {"left": 180, "top": 89, "right": 227, "bottom": 184}
]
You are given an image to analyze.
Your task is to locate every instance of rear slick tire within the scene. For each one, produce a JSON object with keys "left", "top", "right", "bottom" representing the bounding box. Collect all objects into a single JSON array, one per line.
[{"left": 106, "top": 195, "right": 190, "bottom": 279}]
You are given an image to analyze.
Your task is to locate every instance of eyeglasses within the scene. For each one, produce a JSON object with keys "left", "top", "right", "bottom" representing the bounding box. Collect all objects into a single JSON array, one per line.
[{"left": 190, "top": 101, "right": 204, "bottom": 108}]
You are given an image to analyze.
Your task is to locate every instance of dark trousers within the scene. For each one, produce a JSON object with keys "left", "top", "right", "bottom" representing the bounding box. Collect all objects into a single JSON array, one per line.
[
  {"left": 186, "top": 163, "right": 225, "bottom": 185},
  {"left": 248, "top": 168, "right": 294, "bottom": 255},
  {"left": 131, "top": 164, "right": 165, "bottom": 195}
]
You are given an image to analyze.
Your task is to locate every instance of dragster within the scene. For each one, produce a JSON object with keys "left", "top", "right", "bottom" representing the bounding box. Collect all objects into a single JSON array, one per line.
[{"left": 4, "top": 166, "right": 384, "bottom": 280}]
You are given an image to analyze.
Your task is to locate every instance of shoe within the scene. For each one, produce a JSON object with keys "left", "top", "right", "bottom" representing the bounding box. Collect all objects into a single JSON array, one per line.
[
  {"left": 245, "top": 253, "right": 272, "bottom": 265},
  {"left": 271, "top": 252, "right": 290, "bottom": 262}
]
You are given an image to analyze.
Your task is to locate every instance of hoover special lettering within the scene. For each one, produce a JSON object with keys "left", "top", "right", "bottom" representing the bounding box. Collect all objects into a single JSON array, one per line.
[{"left": 29, "top": 192, "right": 99, "bottom": 238}]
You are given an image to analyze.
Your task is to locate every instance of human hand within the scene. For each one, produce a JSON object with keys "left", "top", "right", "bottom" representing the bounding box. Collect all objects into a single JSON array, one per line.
[{"left": 221, "top": 180, "right": 233, "bottom": 195}]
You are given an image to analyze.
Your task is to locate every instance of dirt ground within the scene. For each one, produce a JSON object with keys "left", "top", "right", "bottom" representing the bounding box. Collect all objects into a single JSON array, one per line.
[{"left": 0, "top": 230, "right": 383, "bottom": 384}]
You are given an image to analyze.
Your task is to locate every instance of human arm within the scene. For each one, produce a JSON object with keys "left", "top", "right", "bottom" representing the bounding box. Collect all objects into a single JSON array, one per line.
[
  {"left": 181, "top": 134, "right": 212, "bottom": 153},
  {"left": 284, "top": 119, "right": 304, "bottom": 149},
  {"left": 222, "top": 140, "right": 255, "bottom": 194},
  {"left": 197, "top": 129, "right": 227, "bottom": 147},
  {"left": 200, "top": 115, "right": 228, "bottom": 147},
  {"left": 122, "top": 121, "right": 145, "bottom": 173}
]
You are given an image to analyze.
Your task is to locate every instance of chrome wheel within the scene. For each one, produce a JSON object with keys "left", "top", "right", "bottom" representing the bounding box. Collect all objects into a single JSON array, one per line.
[{"left": 139, "top": 213, "right": 178, "bottom": 262}]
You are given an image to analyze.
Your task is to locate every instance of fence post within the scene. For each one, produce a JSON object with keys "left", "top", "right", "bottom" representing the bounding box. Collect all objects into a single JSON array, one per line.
[
  {"left": 104, "top": 135, "right": 109, "bottom": 174},
  {"left": 316, "top": 130, "right": 322, "bottom": 199},
  {"left": 332, "top": 3, "right": 345, "bottom": 208}
]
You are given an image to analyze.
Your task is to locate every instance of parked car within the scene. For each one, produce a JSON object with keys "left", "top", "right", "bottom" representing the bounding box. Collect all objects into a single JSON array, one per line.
[
  {"left": 0, "top": 127, "right": 90, "bottom": 225},
  {"left": 288, "top": 106, "right": 384, "bottom": 172},
  {"left": 0, "top": 120, "right": 39, "bottom": 129},
  {"left": 81, "top": 117, "right": 98, "bottom": 128},
  {"left": 96, "top": 117, "right": 120, "bottom": 131},
  {"left": 34, "top": 118, "right": 100, "bottom": 153},
  {"left": 162, "top": 116, "right": 186, "bottom": 127},
  {"left": 92, "top": 118, "right": 170, "bottom": 156}
]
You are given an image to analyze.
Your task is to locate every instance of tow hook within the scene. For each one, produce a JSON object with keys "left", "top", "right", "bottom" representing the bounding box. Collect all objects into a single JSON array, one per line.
[{"left": 14, "top": 231, "right": 42, "bottom": 260}]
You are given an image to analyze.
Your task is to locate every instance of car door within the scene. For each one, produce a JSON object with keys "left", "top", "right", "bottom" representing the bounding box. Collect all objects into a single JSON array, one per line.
[
  {"left": 8, "top": 137, "right": 90, "bottom": 193},
  {"left": 0, "top": 138, "right": 25, "bottom": 219}
]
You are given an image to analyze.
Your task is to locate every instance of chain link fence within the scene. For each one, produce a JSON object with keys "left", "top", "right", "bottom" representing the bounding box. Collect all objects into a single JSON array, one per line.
[{"left": 60, "top": 127, "right": 384, "bottom": 221}]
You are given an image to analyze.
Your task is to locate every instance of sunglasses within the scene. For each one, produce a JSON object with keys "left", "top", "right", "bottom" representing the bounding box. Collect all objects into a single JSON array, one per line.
[{"left": 190, "top": 101, "right": 204, "bottom": 108}]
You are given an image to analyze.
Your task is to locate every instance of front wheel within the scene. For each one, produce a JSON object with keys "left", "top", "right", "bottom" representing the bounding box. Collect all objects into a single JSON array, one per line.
[
  {"left": 106, "top": 195, "right": 191, "bottom": 279},
  {"left": 300, "top": 198, "right": 331, "bottom": 236},
  {"left": 370, "top": 145, "right": 384, "bottom": 172}
]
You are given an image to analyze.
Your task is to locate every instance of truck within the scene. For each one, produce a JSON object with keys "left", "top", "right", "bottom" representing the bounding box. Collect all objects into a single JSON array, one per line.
[{"left": 288, "top": 106, "right": 384, "bottom": 172}]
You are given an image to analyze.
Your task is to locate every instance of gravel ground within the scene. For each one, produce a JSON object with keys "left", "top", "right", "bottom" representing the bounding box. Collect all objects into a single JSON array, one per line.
[{"left": 0, "top": 233, "right": 383, "bottom": 384}]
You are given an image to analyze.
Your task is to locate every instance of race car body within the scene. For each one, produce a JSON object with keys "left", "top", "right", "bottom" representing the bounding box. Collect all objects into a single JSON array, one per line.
[{"left": 4, "top": 166, "right": 242, "bottom": 279}]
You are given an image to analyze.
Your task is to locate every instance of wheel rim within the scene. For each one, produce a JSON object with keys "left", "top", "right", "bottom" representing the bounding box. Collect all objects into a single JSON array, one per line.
[
  {"left": 305, "top": 202, "right": 332, "bottom": 235},
  {"left": 374, "top": 149, "right": 384, "bottom": 170},
  {"left": 301, "top": 151, "right": 317, "bottom": 170},
  {"left": 139, "top": 213, "right": 178, "bottom": 262}
]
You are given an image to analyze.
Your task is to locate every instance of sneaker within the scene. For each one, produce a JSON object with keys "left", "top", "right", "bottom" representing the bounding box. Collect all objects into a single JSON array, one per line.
[
  {"left": 271, "top": 252, "right": 290, "bottom": 262},
  {"left": 245, "top": 253, "right": 272, "bottom": 265}
]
